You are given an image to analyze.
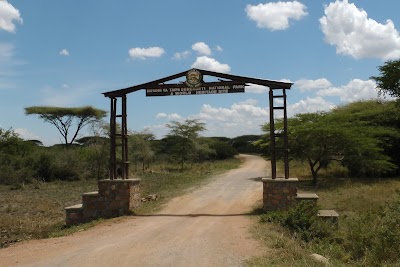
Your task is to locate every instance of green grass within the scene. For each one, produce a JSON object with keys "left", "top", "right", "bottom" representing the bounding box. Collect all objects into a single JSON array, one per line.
[
  {"left": 0, "top": 158, "right": 241, "bottom": 248},
  {"left": 249, "top": 161, "right": 400, "bottom": 267}
]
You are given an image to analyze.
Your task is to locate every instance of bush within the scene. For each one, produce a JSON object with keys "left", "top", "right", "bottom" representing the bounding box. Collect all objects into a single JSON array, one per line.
[
  {"left": 260, "top": 201, "right": 334, "bottom": 242},
  {"left": 341, "top": 194, "right": 400, "bottom": 266}
]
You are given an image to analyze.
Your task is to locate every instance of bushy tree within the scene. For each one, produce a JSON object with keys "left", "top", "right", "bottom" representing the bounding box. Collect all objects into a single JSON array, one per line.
[
  {"left": 0, "top": 128, "right": 35, "bottom": 184},
  {"left": 370, "top": 59, "right": 400, "bottom": 98},
  {"left": 259, "top": 100, "right": 399, "bottom": 184},
  {"left": 166, "top": 119, "right": 206, "bottom": 170},
  {"left": 129, "top": 129, "right": 155, "bottom": 172}
]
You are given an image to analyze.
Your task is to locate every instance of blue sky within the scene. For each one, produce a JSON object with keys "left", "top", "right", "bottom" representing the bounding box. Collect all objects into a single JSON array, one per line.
[{"left": 1, "top": 0, "right": 399, "bottom": 145}]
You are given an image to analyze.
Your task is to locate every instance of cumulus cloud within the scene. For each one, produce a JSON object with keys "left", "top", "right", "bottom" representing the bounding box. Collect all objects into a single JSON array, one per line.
[
  {"left": 245, "top": 1, "right": 308, "bottom": 31},
  {"left": 192, "top": 42, "right": 212, "bottom": 56},
  {"left": 317, "top": 79, "right": 379, "bottom": 102},
  {"left": 194, "top": 99, "right": 269, "bottom": 137},
  {"left": 128, "top": 46, "right": 165, "bottom": 60},
  {"left": 14, "top": 128, "right": 40, "bottom": 141},
  {"left": 295, "top": 78, "right": 332, "bottom": 92},
  {"left": 145, "top": 99, "right": 270, "bottom": 138},
  {"left": 156, "top": 113, "right": 182, "bottom": 120},
  {"left": 172, "top": 51, "right": 190, "bottom": 60},
  {"left": 246, "top": 84, "right": 268, "bottom": 94},
  {"left": 289, "top": 97, "right": 336, "bottom": 115},
  {"left": 191, "top": 56, "right": 230, "bottom": 73},
  {"left": 59, "top": 49, "right": 69, "bottom": 56},
  {"left": 320, "top": 0, "right": 400, "bottom": 60},
  {"left": 0, "top": 1, "right": 22, "bottom": 33}
]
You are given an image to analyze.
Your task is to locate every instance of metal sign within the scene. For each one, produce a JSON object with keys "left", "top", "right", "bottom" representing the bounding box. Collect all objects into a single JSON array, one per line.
[{"left": 146, "top": 82, "right": 246, "bottom": 97}]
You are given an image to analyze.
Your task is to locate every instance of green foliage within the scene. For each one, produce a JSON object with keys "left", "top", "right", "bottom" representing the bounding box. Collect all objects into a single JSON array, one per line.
[
  {"left": 260, "top": 202, "right": 333, "bottom": 242},
  {"left": 129, "top": 130, "right": 155, "bottom": 172},
  {"left": 370, "top": 59, "right": 400, "bottom": 98},
  {"left": 258, "top": 100, "right": 400, "bottom": 183},
  {"left": 25, "top": 106, "right": 107, "bottom": 146},
  {"left": 209, "top": 138, "right": 238, "bottom": 160},
  {"left": 340, "top": 195, "right": 400, "bottom": 266},
  {"left": 230, "top": 135, "right": 263, "bottom": 154},
  {"left": 165, "top": 119, "right": 207, "bottom": 170},
  {"left": 0, "top": 128, "right": 36, "bottom": 185}
]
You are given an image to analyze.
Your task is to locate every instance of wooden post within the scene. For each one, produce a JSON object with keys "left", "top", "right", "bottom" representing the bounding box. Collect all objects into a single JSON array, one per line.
[
  {"left": 269, "top": 88, "right": 277, "bottom": 179},
  {"left": 109, "top": 97, "right": 117, "bottom": 180},
  {"left": 121, "top": 95, "right": 129, "bottom": 179},
  {"left": 283, "top": 89, "right": 289, "bottom": 179}
]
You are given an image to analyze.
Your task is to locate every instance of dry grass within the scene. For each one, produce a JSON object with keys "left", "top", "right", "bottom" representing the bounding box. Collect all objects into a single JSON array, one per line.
[
  {"left": 0, "top": 180, "right": 98, "bottom": 248},
  {"left": 0, "top": 158, "right": 241, "bottom": 248}
]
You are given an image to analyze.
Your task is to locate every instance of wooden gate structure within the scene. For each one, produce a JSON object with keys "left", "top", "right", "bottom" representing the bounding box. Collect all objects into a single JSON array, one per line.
[{"left": 102, "top": 68, "right": 292, "bottom": 180}]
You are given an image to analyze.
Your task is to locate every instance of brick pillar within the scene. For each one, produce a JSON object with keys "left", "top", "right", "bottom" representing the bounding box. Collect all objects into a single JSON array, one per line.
[{"left": 262, "top": 178, "right": 298, "bottom": 212}]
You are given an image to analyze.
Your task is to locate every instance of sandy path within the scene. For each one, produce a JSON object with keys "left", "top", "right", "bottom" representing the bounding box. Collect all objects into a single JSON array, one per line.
[{"left": 0, "top": 154, "right": 269, "bottom": 267}]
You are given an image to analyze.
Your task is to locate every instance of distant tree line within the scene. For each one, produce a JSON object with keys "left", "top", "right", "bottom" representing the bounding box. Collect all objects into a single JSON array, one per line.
[{"left": 1, "top": 115, "right": 263, "bottom": 185}]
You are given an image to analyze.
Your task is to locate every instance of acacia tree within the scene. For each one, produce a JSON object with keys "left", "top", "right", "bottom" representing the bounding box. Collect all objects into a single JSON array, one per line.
[
  {"left": 166, "top": 119, "right": 206, "bottom": 170},
  {"left": 370, "top": 59, "right": 400, "bottom": 98},
  {"left": 25, "top": 106, "right": 107, "bottom": 146}
]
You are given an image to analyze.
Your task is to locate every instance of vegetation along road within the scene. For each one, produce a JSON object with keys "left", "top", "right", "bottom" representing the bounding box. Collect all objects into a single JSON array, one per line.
[{"left": 0, "top": 154, "right": 269, "bottom": 267}]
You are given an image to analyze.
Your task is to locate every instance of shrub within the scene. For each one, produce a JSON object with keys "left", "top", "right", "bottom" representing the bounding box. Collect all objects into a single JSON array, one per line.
[
  {"left": 260, "top": 201, "right": 334, "bottom": 242},
  {"left": 341, "top": 194, "right": 400, "bottom": 265}
]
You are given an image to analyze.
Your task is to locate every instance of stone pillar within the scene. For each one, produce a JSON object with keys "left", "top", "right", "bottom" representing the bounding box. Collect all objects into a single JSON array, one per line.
[
  {"left": 262, "top": 178, "right": 298, "bottom": 212},
  {"left": 98, "top": 179, "right": 141, "bottom": 218}
]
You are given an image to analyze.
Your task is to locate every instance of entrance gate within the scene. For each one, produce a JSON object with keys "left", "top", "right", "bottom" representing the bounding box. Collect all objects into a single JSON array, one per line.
[
  {"left": 102, "top": 68, "right": 292, "bottom": 180},
  {"left": 65, "top": 68, "right": 294, "bottom": 225}
]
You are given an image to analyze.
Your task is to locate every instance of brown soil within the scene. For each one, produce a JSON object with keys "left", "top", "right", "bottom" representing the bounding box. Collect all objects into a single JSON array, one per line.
[{"left": 0, "top": 154, "right": 269, "bottom": 267}]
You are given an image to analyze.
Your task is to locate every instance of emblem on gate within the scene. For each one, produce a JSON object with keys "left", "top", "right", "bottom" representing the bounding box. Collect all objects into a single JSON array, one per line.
[{"left": 185, "top": 69, "right": 202, "bottom": 87}]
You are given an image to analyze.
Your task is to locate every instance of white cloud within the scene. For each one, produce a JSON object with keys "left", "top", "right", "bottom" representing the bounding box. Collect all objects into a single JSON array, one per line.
[
  {"left": 317, "top": 79, "right": 380, "bottom": 102},
  {"left": 289, "top": 97, "right": 336, "bottom": 115},
  {"left": 295, "top": 78, "right": 332, "bottom": 92},
  {"left": 128, "top": 46, "right": 165, "bottom": 60},
  {"left": 192, "top": 42, "right": 212, "bottom": 56},
  {"left": 59, "top": 49, "right": 70, "bottom": 56},
  {"left": 245, "top": 1, "right": 308, "bottom": 31},
  {"left": 145, "top": 99, "right": 270, "bottom": 138},
  {"left": 0, "top": 43, "right": 14, "bottom": 63},
  {"left": 246, "top": 83, "right": 268, "bottom": 94},
  {"left": 172, "top": 51, "right": 190, "bottom": 60},
  {"left": 156, "top": 113, "right": 182, "bottom": 120},
  {"left": 193, "top": 99, "right": 269, "bottom": 137},
  {"left": 216, "top": 45, "right": 223, "bottom": 52},
  {"left": 40, "top": 82, "right": 106, "bottom": 106},
  {"left": 0, "top": 1, "right": 22, "bottom": 33},
  {"left": 279, "top": 78, "right": 293, "bottom": 83},
  {"left": 14, "top": 128, "right": 40, "bottom": 141},
  {"left": 191, "top": 56, "right": 230, "bottom": 73},
  {"left": 0, "top": 43, "right": 18, "bottom": 90},
  {"left": 320, "top": 0, "right": 400, "bottom": 60}
]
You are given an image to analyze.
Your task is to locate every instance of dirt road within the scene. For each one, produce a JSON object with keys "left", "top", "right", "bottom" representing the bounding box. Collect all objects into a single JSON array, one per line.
[{"left": 1, "top": 154, "right": 269, "bottom": 267}]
